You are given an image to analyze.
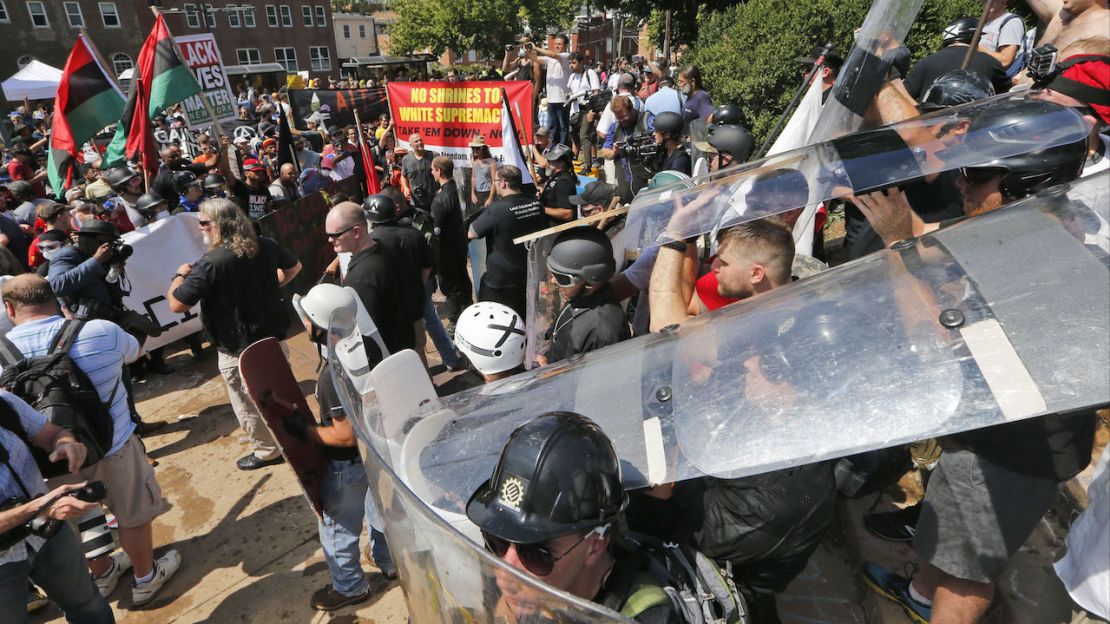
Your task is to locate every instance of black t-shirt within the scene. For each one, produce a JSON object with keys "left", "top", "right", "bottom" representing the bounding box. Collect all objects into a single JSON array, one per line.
[
  {"left": 172, "top": 236, "right": 297, "bottom": 353},
  {"left": 229, "top": 178, "right": 274, "bottom": 221},
  {"left": 343, "top": 244, "right": 417, "bottom": 353},
  {"left": 401, "top": 151, "right": 439, "bottom": 208},
  {"left": 470, "top": 193, "right": 546, "bottom": 289},
  {"left": 539, "top": 171, "right": 577, "bottom": 223},
  {"left": 904, "top": 46, "right": 1010, "bottom": 101},
  {"left": 546, "top": 283, "right": 630, "bottom": 363},
  {"left": 661, "top": 148, "right": 692, "bottom": 176},
  {"left": 430, "top": 180, "right": 468, "bottom": 257},
  {"left": 370, "top": 221, "right": 430, "bottom": 320}
]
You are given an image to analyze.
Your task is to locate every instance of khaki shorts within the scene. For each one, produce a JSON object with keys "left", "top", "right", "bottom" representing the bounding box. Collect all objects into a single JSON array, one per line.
[{"left": 50, "top": 434, "right": 164, "bottom": 529}]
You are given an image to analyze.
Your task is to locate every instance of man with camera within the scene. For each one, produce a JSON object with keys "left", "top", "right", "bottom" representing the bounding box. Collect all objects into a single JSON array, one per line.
[
  {"left": 400, "top": 133, "right": 439, "bottom": 212},
  {"left": 599, "top": 96, "right": 655, "bottom": 204},
  {"left": 567, "top": 53, "right": 602, "bottom": 172},
  {"left": 2, "top": 274, "right": 181, "bottom": 608},
  {"left": 0, "top": 389, "right": 114, "bottom": 623}
]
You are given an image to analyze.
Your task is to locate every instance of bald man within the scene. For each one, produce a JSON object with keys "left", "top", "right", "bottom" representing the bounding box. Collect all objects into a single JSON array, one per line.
[
  {"left": 400, "top": 133, "right": 438, "bottom": 210},
  {"left": 325, "top": 202, "right": 418, "bottom": 353},
  {"left": 268, "top": 163, "right": 302, "bottom": 202}
]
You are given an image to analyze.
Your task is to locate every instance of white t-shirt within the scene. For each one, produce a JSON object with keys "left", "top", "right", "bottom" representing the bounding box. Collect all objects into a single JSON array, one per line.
[
  {"left": 541, "top": 54, "right": 572, "bottom": 103},
  {"left": 980, "top": 13, "right": 1025, "bottom": 52},
  {"left": 1054, "top": 451, "right": 1109, "bottom": 619},
  {"left": 566, "top": 69, "right": 601, "bottom": 116}
]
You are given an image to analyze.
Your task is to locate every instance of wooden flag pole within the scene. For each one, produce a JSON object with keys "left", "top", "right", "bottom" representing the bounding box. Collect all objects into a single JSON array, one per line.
[{"left": 961, "top": 1, "right": 994, "bottom": 70}]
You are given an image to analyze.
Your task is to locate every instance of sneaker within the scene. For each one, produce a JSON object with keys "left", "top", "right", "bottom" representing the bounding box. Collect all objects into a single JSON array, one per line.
[
  {"left": 94, "top": 550, "right": 133, "bottom": 597},
  {"left": 863, "top": 562, "right": 932, "bottom": 624},
  {"left": 132, "top": 550, "right": 182, "bottom": 607},
  {"left": 864, "top": 502, "right": 922, "bottom": 543},
  {"left": 310, "top": 585, "right": 370, "bottom": 611}
]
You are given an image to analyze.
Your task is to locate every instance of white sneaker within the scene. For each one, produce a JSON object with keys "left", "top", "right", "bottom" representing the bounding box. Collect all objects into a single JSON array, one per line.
[
  {"left": 131, "top": 550, "right": 182, "bottom": 607},
  {"left": 94, "top": 551, "right": 133, "bottom": 597}
]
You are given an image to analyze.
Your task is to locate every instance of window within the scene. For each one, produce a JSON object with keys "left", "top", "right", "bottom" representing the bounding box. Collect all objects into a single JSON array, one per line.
[
  {"left": 184, "top": 3, "right": 199, "bottom": 28},
  {"left": 279, "top": 5, "right": 291, "bottom": 27},
  {"left": 358, "top": 24, "right": 365, "bottom": 38},
  {"left": 265, "top": 5, "right": 277, "bottom": 27},
  {"left": 274, "top": 47, "right": 297, "bottom": 71},
  {"left": 112, "top": 53, "right": 133, "bottom": 76},
  {"left": 0, "top": 2, "right": 8, "bottom": 23},
  {"left": 26, "top": 1, "right": 48, "bottom": 28},
  {"left": 342, "top": 24, "right": 349, "bottom": 39},
  {"left": 236, "top": 48, "right": 261, "bottom": 65},
  {"left": 314, "top": 5, "right": 325, "bottom": 27},
  {"left": 203, "top": 3, "right": 215, "bottom": 28},
  {"left": 301, "top": 5, "right": 311, "bottom": 26},
  {"left": 242, "top": 6, "right": 254, "bottom": 26},
  {"left": 63, "top": 2, "right": 83, "bottom": 27},
  {"left": 227, "top": 4, "right": 240, "bottom": 27},
  {"left": 309, "top": 46, "right": 330, "bottom": 71},
  {"left": 17, "top": 55, "right": 33, "bottom": 69},
  {"left": 99, "top": 2, "right": 120, "bottom": 27},
  {"left": 376, "top": 23, "right": 386, "bottom": 34}
]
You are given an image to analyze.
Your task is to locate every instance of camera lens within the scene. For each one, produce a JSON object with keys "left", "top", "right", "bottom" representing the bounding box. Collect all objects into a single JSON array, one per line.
[{"left": 117, "top": 243, "right": 134, "bottom": 260}]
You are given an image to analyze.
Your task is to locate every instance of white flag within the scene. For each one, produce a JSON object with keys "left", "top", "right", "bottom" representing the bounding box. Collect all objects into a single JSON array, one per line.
[
  {"left": 501, "top": 93, "right": 534, "bottom": 185},
  {"left": 768, "top": 78, "right": 826, "bottom": 255}
]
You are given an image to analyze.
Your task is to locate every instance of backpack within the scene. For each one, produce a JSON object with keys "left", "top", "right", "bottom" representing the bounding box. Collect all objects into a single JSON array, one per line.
[
  {"left": 605, "top": 531, "right": 751, "bottom": 624},
  {"left": 0, "top": 321, "right": 115, "bottom": 477}
]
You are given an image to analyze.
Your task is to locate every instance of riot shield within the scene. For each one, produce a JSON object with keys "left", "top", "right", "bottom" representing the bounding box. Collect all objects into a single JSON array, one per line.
[
  {"left": 327, "top": 338, "right": 633, "bottom": 622},
  {"left": 373, "top": 174, "right": 1108, "bottom": 503},
  {"left": 623, "top": 92, "right": 1091, "bottom": 250}
]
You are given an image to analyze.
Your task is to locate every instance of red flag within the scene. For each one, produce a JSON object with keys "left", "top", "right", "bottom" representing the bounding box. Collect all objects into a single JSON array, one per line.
[
  {"left": 125, "top": 78, "right": 159, "bottom": 183},
  {"left": 357, "top": 126, "right": 380, "bottom": 196}
]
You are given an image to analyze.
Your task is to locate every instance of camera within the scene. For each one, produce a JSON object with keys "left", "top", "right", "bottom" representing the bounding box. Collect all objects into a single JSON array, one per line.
[
  {"left": 0, "top": 481, "right": 108, "bottom": 550},
  {"left": 584, "top": 90, "right": 612, "bottom": 115},
  {"left": 1028, "top": 44, "right": 1059, "bottom": 86},
  {"left": 621, "top": 134, "right": 662, "bottom": 161},
  {"left": 107, "top": 238, "right": 134, "bottom": 262}
]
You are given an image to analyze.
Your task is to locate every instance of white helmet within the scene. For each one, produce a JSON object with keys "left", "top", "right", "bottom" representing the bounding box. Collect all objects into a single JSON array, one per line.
[
  {"left": 293, "top": 283, "right": 388, "bottom": 357},
  {"left": 454, "top": 302, "right": 526, "bottom": 375}
]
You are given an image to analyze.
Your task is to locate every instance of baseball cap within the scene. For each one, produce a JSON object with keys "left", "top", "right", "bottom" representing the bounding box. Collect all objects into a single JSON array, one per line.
[
  {"left": 243, "top": 157, "right": 264, "bottom": 172},
  {"left": 35, "top": 202, "right": 67, "bottom": 220},
  {"left": 570, "top": 181, "right": 616, "bottom": 206}
]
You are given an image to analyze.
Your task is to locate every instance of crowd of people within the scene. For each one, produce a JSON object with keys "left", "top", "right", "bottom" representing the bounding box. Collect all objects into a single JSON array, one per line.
[{"left": 0, "top": 0, "right": 1108, "bottom": 622}]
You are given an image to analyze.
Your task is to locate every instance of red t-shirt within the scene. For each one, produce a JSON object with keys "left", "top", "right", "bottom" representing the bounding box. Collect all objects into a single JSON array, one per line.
[
  {"left": 695, "top": 265, "right": 740, "bottom": 312},
  {"left": 7, "top": 161, "right": 45, "bottom": 198}
]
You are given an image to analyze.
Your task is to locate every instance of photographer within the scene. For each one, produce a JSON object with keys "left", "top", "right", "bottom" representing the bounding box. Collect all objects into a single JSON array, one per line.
[
  {"left": 599, "top": 96, "right": 655, "bottom": 204},
  {"left": 0, "top": 391, "right": 112, "bottom": 624},
  {"left": 567, "top": 52, "right": 602, "bottom": 171},
  {"left": 652, "top": 112, "right": 691, "bottom": 175}
]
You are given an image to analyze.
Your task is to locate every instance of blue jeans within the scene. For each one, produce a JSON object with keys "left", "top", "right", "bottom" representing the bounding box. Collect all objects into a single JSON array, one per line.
[
  {"left": 468, "top": 238, "right": 487, "bottom": 300},
  {"left": 423, "top": 278, "right": 458, "bottom": 367},
  {"left": 547, "top": 101, "right": 570, "bottom": 146},
  {"left": 0, "top": 527, "right": 113, "bottom": 624},
  {"left": 318, "top": 459, "right": 394, "bottom": 595}
]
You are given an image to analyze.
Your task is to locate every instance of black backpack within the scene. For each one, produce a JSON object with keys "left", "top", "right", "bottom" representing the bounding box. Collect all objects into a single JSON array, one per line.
[{"left": 0, "top": 321, "right": 115, "bottom": 477}]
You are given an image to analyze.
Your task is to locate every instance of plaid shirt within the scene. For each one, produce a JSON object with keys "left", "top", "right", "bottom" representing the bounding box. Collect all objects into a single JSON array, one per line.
[{"left": 0, "top": 391, "right": 49, "bottom": 566}]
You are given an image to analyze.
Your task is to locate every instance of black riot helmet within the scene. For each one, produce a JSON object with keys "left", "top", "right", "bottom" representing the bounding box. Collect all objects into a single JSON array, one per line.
[
  {"left": 918, "top": 70, "right": 995, "bottom": 111},
  {"left": 105, "top": 167, "right": 138, "bottom": 192},
  {"left": 957, "top": 98, "right": 1088, "bottom": 200},
  {"left": 363, "top": 193, "right": 398, "bottom": 223},
  {"left": 203, "top": 173, "right": 226, "bottom": 191},
  {"left": 135, "top": 192, "right": 167, "bottom": 215},
  {"left": 174, "top": 171, "right": 201, "bottom": 195},
  {"left": 466, "top": 412, "right": 627, "bottom": 544},
  {"left": 652, "top": 111, "right": 683, "bottom": 139},
  {"left": 942, "top": 17, "right": 978, "bottom": 47},
  {"left": 710, "top": 103, "right": 746, "bottom": 127},
  {"left": 546, "top": 226, "right": 616, "bottom": 285},
  {"left": 707, "top": 124, "right": 755, "bottom": 163}
]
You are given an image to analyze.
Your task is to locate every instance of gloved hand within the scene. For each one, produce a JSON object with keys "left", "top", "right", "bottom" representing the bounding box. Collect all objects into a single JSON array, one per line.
[{"left": 282, "top": 414, "right": 312, "bottom": 441}]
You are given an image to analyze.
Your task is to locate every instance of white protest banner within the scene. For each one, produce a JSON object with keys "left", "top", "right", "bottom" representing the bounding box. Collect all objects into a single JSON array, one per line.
[
  {"left": 120, "top": 213, "right": 207, "bottom": 354},
  {"left": 176, "top": 34, "right": 237, "bottom": 131}
]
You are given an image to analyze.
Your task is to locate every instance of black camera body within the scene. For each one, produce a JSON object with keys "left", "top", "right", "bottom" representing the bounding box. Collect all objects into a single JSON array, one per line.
[
  {"left": 1028, "top": 45, "right": 1060, "bottom": 87},
  {"left": 106, "top": 239, "right": 134, "bottom": 262},
  {"left": 623, "top": 133, "right": 663, "bottom": 161},
  {"left": 0, "top": 481, "right": 108, "bottom": 550},
  {"left": 585, "top": 91, "right": 612, "bottom": 115}
]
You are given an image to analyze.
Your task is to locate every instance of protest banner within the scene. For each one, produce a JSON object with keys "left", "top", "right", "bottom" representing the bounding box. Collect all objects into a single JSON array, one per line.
[
  {"left": 153, "top": 118, "right": 257, "bottom": 159},
  {"left": 386, "top": 81, "right": 534, "bottom": 166},
  {"left": 119, "top": 212, "right": 207, "bottom": 355},
  {"left": 288, "top": 88, "right": 389, "bottom": 132},
  {"left": 175, "top": 34, "right": 237, "bottom": 131}
]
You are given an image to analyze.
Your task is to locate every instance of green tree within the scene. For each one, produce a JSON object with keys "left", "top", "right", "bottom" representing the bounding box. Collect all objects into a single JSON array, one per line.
[
  {"left": 387, "top": 0, "right": 579, "bottom": 60},
  {"left": 330, "top": 1, "right": 386, "bottom": 14},
  {"left": 684, "top": 0, "right": 983, "bottom": 144}
]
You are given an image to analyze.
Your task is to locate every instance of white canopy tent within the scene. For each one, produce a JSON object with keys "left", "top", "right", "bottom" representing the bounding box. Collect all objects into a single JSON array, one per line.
[{"left": 3, "top": 60, "right": 62, "bottom": 102}]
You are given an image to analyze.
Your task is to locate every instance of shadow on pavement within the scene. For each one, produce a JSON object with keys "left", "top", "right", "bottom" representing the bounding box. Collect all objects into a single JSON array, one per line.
[{"left": 146, "top": 403, "right": 241, "bottom": 462}]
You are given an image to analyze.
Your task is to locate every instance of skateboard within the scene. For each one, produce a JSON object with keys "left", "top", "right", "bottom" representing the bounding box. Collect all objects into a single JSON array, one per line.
[{"left": 238, "top": 337, "right": 327, "bottom": 518}]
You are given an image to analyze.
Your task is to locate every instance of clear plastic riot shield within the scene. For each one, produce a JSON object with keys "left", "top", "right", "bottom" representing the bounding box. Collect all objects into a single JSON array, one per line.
[
  {"left": 369, "top": 174, "right": 1108, "bottom": 505},
  {"left": 327, "top": 341, "right": 634, "bottom": 622},
  {"left": 623, "top": 92, "right": 1091, "bottom": 250}
]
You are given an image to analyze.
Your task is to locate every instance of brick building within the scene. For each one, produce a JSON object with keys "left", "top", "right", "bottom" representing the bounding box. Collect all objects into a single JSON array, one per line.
[{"left": 0, "top": 0, "right": 339, "bottom": 97}]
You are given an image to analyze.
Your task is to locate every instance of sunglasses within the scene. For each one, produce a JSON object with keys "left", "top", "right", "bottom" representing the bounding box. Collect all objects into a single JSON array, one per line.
[
  {"left": 549, "top": 269, "right": 581, "bottom": 288},
  {"left": 197, "top": 219, "right": 213, "bottom": 227},
  {"left": 481, "top": 525, "right": 606, "bottom": 576},
  {"left": 326, "top": 224, "right": 357, "bottom": 239},
  {"left": 959, "top": 167, "right": 1005, "bottom": 185}
]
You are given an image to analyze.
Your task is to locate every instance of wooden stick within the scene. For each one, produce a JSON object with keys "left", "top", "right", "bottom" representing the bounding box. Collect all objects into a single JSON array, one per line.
[
  {"left": 514, "top": 205, "right": 630, "bottom": 245},
  {"left": 961, "top": 1, "right": 994, "bottom": 70}
]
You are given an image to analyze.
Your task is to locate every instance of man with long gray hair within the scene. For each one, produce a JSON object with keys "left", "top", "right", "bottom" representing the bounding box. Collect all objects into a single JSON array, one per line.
[{"left": 166, "top": 199, "right": 302, "bottom": 470}]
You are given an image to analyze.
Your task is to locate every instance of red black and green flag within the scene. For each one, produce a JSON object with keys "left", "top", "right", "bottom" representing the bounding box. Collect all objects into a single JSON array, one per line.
[
  {"left": 47, "top": 35, "right": 125, "bottom": 197},
  {"left": 104, "top": 14, "right": 201, "bottom": 175}
]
